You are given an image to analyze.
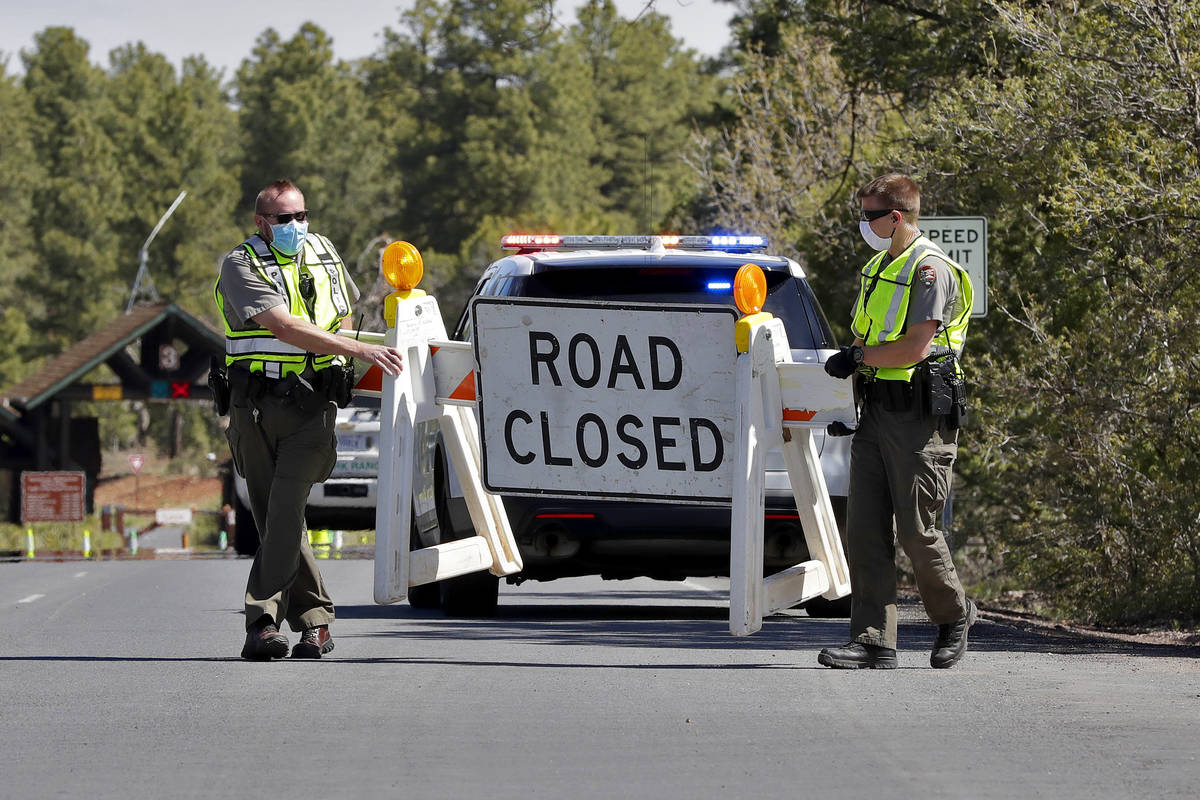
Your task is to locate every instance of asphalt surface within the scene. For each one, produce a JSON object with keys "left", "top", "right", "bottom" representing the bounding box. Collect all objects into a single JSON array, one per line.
[{"left": 2, "top": 558, "right": 1197, "bottom": 799}]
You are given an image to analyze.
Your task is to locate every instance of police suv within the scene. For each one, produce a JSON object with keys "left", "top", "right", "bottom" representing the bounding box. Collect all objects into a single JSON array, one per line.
[{"left": 410, "top": 234, "right": 851, "bottom": 616}]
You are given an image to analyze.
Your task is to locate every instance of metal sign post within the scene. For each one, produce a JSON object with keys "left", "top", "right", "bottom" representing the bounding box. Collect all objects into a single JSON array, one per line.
[{"left": 129, "top": 454, "right": 145, "bottom": 509}]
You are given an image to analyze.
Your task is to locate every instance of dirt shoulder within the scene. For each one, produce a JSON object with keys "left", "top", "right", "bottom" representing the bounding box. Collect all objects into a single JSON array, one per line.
[
  {"left": 976, "top": 602, "right": 1200, "bottom": 650},
  {"left": 94, "top": 475, "right": 223, "bottom": 510}
]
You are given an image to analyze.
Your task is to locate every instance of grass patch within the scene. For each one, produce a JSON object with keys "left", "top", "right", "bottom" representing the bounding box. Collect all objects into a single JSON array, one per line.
[{"left": 1, "top": 519, "right": 124, "bottom": 553}]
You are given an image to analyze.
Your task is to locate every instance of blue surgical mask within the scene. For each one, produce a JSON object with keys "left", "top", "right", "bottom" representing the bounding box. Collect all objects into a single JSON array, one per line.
[{"left": 269, "top": 220, "right": 308, "bottom": 256}]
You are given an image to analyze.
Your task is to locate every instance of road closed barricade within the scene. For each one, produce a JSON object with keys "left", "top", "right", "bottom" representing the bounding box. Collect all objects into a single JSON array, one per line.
[
  {"left": 341, "top": 242, "right": 522, "bottom": 605},
  {"left": 352, "top": 246, "right": 850, "bottom": 635},
  {"left": 728, "top": 264, "right": 853, "bottom": 635}
]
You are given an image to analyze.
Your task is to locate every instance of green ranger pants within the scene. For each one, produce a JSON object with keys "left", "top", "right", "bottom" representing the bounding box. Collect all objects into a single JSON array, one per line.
[
  {"left": 227, "top": 387, "right": 337, "bottom": 633},
  {"left": 846, "top": 395, "right": 967, "bottom": 651}
]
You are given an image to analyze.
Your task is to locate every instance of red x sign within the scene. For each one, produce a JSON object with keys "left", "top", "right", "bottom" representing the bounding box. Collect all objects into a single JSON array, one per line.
[{"left": 170, "top": 382, "right": 191, "bottom": 398}]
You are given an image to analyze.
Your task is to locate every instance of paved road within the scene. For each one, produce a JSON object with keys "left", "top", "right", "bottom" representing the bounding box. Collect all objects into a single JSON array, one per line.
[{"left": 2, "top": 558, "right": 1197, "bottom": 799}]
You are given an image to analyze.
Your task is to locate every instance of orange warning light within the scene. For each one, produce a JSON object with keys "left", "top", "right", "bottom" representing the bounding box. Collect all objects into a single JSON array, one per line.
[
  {"left": 381, "top": 241, "right": 424, "bottom": 290},
  {"left": 734, "top": 263, "right": 766, "bottom": 315}
]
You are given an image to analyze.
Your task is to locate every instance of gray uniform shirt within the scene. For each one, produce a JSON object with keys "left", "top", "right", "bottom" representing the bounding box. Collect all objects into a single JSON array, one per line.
[
  {"left": 218, "top": 236, "right": 361, "bottom": 328},
  {"left": 905, "top": 247, "right": 962, "bottom": 346}
]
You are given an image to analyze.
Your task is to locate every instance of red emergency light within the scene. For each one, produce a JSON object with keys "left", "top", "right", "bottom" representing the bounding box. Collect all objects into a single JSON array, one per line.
[{"left": 501, "top": 234, "right": 563, "bottom": 250}]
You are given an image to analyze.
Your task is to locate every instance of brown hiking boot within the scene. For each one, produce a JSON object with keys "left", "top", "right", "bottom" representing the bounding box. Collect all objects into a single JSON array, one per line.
[
  {"left": 291, "top": 625, "right": 334, "bottom": 659},
  {"left": 241, "top": 618, "right": 289, "bottom": 661}
]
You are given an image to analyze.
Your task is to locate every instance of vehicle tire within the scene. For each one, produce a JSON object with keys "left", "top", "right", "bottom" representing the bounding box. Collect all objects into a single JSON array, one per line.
[
  {"left": 407, "top": 511, "right": 442, "bottom": 609},
  {"left": 433, "top": 446, "right": 501, "bottom": 617},
  {"left": 803, "top": 595, "right": 852, "bottom": 618},
  {"left": 407, "top": 580, "right": 442, "bottom": 609},
  {"left": 233, "top": 497, "right": 259, "bottom": 556},
  {"left": 440, "top": 571, "right": 499, "bottom": 617}
]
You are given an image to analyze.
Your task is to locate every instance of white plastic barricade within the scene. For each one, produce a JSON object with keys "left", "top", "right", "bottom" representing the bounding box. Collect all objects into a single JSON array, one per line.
[
  {"left": 347, "top": 246, "right": 844, "bottom": 631},
  {"left": 344, "top": 289, "right": 522, "bottom": 605},
  {"left": 729, "top": 315, "right": 852, "bottom": 636}
]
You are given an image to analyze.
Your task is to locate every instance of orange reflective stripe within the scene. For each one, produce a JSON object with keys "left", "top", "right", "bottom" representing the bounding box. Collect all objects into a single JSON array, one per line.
[
  {"left": 355, "top": 364, "right": 384, "bottom": 393},
  {"left": 449, "top": 371, "right": 476, "bottom": 402}
]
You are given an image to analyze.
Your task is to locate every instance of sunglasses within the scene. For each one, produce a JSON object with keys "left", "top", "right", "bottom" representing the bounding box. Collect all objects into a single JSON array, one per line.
[
  {"left": 859, "top": 208, "right": 901, "bottom": 222},
  {"left": 261, "top": 210, "right": 309, "bottom": 224}
]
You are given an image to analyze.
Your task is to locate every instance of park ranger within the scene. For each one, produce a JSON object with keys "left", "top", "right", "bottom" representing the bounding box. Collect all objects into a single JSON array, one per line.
[
  {"left": 214, "top": 179, "right": 403, "bottom": 661},
  {"left": 819, "top": 173, "right": 976, "bottom": 669}
]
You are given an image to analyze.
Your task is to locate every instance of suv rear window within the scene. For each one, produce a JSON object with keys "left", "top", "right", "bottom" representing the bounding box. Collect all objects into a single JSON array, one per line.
[{"left": 485, "top": 265, "right": 835, "bottom": 350}]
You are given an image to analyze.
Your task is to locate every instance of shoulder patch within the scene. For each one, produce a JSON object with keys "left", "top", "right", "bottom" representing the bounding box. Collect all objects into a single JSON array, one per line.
[{"left": 918, "top": 263, "right": 937, "bottom": 288}]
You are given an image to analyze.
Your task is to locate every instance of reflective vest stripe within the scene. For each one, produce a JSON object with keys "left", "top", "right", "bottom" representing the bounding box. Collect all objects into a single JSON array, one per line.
[
  {"left": 226, "top": 337, "right": 308, "bottom": 356},
  {"left": 877, "top": 245, "right": 925, "bottom": 343},
  {"left": 306, "top": 234, "right": 351, "bottom": 317},
  {"left": 244, "top": 238, "right": 290, "bottom": 302}
]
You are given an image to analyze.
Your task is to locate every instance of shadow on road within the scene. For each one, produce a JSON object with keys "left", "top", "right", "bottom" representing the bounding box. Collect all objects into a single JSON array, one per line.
[
  {"left": 337, "top": 601, "right": 1200, "bottom": 659},
  {"left": 0, "top": 655, "right": 241, "bottom": 663}
]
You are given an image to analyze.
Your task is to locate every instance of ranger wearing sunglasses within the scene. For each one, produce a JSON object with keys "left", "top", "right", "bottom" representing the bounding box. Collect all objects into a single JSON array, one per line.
[
  {"left": 818, "top": 173, "right": 977, "bottom": 670},
  {"left": 215, "top": 179, "right": 404, "bottom": 661}
]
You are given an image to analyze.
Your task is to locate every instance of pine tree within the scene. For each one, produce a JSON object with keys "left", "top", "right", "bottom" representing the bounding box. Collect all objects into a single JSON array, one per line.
[
  {"left": 235, "top": 22, "right": 396, "bottom": 291},
  {"left": 22, "top": 27, "right": 125, "bottom": 347},
  {"left": 104, "top": 45, "right": 242, "bottom": 322}
]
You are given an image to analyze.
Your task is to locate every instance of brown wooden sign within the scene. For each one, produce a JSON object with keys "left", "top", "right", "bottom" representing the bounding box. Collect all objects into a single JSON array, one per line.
[{"left": 21, "top": 471, "right": 86, "bottom": 523}]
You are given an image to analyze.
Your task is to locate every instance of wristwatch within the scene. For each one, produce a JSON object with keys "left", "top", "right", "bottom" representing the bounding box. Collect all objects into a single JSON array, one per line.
[{"left": 850, "top": 345, "right": 865, "bottom": 366}]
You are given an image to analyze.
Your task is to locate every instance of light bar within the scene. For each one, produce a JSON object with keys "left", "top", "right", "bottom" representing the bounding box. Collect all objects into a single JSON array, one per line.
[
  {"left": 500, "top": 233, "right": 769, "bottom": 253},
  {"left": 707, "top": 281, "right": 732, "bottom": 291},
  {"left": 709, "top": 234, "right": 767, "bottom": 249},
  {"left": 501, "top": 233, "right": 562, "bottom": 249}
]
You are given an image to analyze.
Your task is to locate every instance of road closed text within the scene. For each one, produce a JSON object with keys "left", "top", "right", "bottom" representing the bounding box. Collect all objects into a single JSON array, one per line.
[{"left": 472, "top": 299, "right": 738, "bottom": 502}]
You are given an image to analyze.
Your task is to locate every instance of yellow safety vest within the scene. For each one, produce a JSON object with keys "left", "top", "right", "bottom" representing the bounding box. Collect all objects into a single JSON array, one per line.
[
  {"left": 850, "top": 235, "right": 973, "bottom": 381},
  {"left": 214, "top": 233, "right": 352, "bottom": 379}
]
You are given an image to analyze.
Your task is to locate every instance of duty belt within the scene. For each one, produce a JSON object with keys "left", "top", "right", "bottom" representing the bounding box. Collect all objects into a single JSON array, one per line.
[
  {"left": 229, "top": 367, "right": 334, "bottom": 409},
  {"left": 860, "top": 377, "right": 915, "bottom": 412}
]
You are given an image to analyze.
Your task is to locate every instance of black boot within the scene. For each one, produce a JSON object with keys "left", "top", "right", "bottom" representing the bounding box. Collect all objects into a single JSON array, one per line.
[
  {"left": 931, "top": 599, "right": 977, "bottom": 669},
  {"left": 818, "top": 642, "right": 898, "bottom": 669}
]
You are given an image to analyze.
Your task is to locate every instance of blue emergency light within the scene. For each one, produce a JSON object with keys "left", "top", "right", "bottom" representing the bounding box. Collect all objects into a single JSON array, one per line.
[{"left": 500, "top": 233, "right": 770, "bottom": 253}]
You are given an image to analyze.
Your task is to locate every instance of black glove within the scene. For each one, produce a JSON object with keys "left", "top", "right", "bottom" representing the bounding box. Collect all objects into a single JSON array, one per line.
[
  {"left": 826, "top": 420, "right": 856, "bottom": 437},
  {"left": 824, "top": 346, "right": 858, "bottom": 380}
]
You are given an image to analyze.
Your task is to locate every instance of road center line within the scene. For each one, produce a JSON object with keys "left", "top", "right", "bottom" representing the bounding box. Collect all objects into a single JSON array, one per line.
[{"left": 17, "top": 594, "right": 45, "bottom": 604}]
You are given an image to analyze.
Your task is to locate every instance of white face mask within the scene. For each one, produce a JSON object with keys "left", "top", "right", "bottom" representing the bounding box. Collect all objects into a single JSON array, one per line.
[{"left": 859, "top": 219, "right": 894, "bottom": 251}]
